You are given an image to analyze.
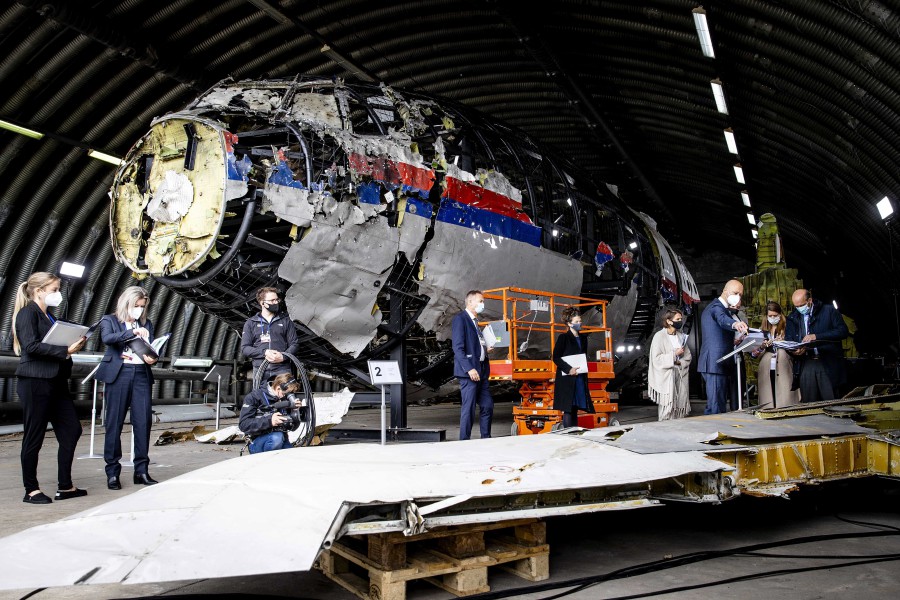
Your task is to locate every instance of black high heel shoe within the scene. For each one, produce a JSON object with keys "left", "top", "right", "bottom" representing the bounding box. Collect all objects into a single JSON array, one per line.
[{"left": 133, "top": 473, "right": 159, "bottom": 485}]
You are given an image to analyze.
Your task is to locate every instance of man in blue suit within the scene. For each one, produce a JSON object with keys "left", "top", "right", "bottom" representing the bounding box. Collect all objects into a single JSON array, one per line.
[
  {"left": 698, "top": 280, "right": 749, "bottom": 414},
  {"left": 785, "top": 288, "right": 849, "bottom": 401},
  {"left": 452, "top": 290, "right": 494, "bottom": 440}
]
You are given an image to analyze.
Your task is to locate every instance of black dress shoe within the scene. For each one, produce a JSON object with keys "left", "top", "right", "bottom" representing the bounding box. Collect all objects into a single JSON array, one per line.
[
  {"left": 23, "top": 492, "right": 52, "bottom": 504},
  {"left": 133, "top": 473, "right": 158, "bottom": 485},
  {"left": 55, "top": 488, "right": 88, "bottom": 500},
  {"left": 108, "top": 477, "right": 121, "bottom": 490}
]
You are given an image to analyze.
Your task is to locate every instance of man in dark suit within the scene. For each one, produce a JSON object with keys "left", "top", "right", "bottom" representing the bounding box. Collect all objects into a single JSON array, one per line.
[
  {"left": 785, "top": 288, "right": 849, "bottom": 401},
  {"left": 697, "top": 280, "right": 749, "bottom": 414},
  {"left": 451, "top": 290, "right": 494, "bottom": 440}
]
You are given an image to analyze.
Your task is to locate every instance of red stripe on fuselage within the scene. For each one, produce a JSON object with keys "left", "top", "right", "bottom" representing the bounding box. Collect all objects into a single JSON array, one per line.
[{"left": 443, "top": 176, "right": 533, "bottom": 224}]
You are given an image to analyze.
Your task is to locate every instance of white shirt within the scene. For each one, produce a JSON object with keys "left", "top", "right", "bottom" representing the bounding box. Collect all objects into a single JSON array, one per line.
[
  {"left": 466, "top": 308, "right": 486, "bottom": 362},
  {"left": 121, "top": 321, "right": 144, "bottom": 365}
]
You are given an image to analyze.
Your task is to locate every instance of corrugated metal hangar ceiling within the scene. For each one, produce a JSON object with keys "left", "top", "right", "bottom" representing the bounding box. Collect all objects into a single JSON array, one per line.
[{"left": 0, "top": 0, "right": 897, "bottom": 362}]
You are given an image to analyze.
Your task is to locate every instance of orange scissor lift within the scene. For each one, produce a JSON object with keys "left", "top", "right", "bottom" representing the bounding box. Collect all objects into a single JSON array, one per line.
[{"left": 480, "top": 287, "right": 618, "bottom": 435}]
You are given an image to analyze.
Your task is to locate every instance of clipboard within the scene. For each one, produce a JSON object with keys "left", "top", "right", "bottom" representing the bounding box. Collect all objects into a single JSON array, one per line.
[
  {"left": 561, "top": 353, "right": 588, "bottom": 375},
  {"left": 41, "top": 321, "right": 89, "bottom": 347}
]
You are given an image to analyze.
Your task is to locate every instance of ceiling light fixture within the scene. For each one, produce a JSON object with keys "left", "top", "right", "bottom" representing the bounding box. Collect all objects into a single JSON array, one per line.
[
  {"left": 751, "top": 229, "right": 758, "bottom": 239},
  {"left": 710, "top": 79, "right": 729, "bottom": 114},
  {"left": 746, "top": 212, "right": 756, "bottom": 225},
  {"left": 724, "top": 128, "right": 738, "bottom": 154},
  {"left": 628, "top": 241, "right": 638, "bottom": 250},
  {"left": 692, "top": 7, "right": 715, "bottom": 58},
  {"left": 741, "top": 191, "right": 751, "bottom": 207},
  {"left": 87, "top": 149, "right": 125, "bottom": 166},
  {"left": 733, "top": 163, "right": 745, "bottom": 184},
  {"left": 0, "top": 118, "right": 44, "bottom": 140},
  {"left": 877, "top": 196, "right": 894, "bottom": 221}
]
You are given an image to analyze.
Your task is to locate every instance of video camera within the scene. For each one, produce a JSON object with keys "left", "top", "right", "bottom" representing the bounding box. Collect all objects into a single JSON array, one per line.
[{"left": 260, "top": 378, "right": 308, "bottom": 433}]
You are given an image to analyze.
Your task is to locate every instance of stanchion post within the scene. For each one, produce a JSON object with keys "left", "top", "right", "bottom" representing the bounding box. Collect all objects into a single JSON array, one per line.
[
  {"left": 368, "top": 360, "right": 402, "bottom": 445},
  {"left": 380, "top": 384, "right": 386, "bottom": 446}
]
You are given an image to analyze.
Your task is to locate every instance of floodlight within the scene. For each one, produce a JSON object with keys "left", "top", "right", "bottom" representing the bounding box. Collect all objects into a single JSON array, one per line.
[
  {"left": 877, "top": 196, "right": 894, "bottom": 220},
  {"left": 60, "top": 262, "right": 86, "bottom": 279}
]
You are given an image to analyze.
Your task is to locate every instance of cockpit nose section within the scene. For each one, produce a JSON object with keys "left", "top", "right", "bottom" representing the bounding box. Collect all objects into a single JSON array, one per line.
[{"left": 110, "top": 117, "right": 236, "bottom": 276}]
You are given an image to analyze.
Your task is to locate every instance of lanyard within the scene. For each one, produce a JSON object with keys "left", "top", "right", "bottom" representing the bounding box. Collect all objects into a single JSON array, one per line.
[{"left": 47, "top": 313, "right": 55, "bottom": 325}]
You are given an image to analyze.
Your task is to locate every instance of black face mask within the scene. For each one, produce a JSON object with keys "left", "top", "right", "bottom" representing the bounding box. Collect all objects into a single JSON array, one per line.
[
  {"left": 264, "top": 302, "right": 279, "bottom": 312},
  {"left": 671, "top": 320, "right": 684, "bottom": 330}
]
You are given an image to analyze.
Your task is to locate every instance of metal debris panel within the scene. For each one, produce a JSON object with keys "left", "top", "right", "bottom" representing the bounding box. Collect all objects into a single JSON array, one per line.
[
  {"left": 583, "top": 412, "right": 872, "bottom": 454},
  {"left": 0, "top": 435, "right": 727, "bottom": 590}
]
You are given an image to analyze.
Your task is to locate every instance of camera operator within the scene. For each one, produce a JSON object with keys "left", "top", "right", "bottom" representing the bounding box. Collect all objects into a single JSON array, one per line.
[{"left": 239, "top": 373, "right": 302, "bottom": 454}]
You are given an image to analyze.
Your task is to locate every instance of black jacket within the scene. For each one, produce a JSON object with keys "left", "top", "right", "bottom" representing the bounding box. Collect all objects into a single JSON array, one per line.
[
  {"left": 95, "top": 314, "right": 156, "bottom": 385},
  {"left": 241, "top": 312, "right": 300, "bottom": 372},
  {"left": 552, "top": 330, "right": 595, "bottom": 414},
  {"left": 785, "top": 299, "right": 849, "bottom": 387},
  {"left": 239, "top": 387, "right": 288, "bottom": 438},
  {"left": 15, "top": 302, "right": 72, "bottom": 379}
]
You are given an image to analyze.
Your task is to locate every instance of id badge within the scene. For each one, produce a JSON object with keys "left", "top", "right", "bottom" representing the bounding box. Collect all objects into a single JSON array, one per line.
[{"left": 260, "top": 334, "right": 271, "bottom": 343}]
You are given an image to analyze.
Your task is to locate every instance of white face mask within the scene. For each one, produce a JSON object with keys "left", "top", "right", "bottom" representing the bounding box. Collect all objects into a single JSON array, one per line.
[
  {"left": 726, "top": 293, "right": 741, "bottom": 307},
  {"left": 130, "top": 306, "right": 144, "bottom": 320},
  {"left": 474, "top": 302, "right": 485, "bottom": 314},
  {"left": 44, "top": 291, "right": 63, "bottom": 307},
  {"left": 767, "top": 316, "right": 780, "bottom": 325}
]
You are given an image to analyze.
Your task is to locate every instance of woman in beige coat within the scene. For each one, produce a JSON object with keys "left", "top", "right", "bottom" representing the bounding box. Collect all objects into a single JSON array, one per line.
[
  {"left": 648, "top": 307, "right": 692, "bottom": 420},
  {"left": 751, "top": 301, "right": 799, "bottom": 408}
]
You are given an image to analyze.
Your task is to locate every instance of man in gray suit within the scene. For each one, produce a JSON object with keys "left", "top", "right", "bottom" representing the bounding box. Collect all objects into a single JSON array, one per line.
[{"left": 698, "top": 280, "right": 749, "bottom": 414}]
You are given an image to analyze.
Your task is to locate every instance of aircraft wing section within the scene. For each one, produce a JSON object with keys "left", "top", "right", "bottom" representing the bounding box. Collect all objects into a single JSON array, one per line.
[{"left": 0, "top": 435, "right": 729, "bottom": 590}]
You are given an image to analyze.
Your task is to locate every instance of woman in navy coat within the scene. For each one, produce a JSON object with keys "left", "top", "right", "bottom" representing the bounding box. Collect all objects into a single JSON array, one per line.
[
  {"left": 552, "top": 307, "right": 595, "bottom": 428},
  {"left": 95, "top": 286, "right": 158, "bottom": 489}
]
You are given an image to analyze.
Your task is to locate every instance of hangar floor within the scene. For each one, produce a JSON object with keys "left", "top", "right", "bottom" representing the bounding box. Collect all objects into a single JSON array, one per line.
[{"left": 0, "top": 399, "right": 898, "bottom": 600}]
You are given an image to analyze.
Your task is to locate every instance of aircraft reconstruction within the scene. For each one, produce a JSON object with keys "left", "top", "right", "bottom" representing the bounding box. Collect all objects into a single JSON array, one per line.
[{"left": 109, "top": 77, "right": 699, "bottom": 389}]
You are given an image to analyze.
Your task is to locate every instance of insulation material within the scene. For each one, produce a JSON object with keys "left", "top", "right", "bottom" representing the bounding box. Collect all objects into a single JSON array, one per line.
[
  {"left": 195, "top": 86, "right": 283, "bottom": 113},
  {"left": 418, "top": 221, "right": 582, "bottom": 337},
  {"left": 110, "top": 117, "right": 227, "bottom": 276},
  {"left": 278, "top": 203, "right": 430, "bottom": 356},
  {"left": 288, "top": 92, "right": 342, "bottom": 129},
  {"left": 0, "top": 434, "right": 729, "bottom": 589},
  {"left": 145, "top": 170, "right": 193, "bottom": 222}
]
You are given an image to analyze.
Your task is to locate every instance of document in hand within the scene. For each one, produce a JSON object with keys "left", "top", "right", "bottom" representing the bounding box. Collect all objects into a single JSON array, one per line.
[
  {"left": 125, "top": 333, "right": 171, "bottom": 363},
  {"left": 561, "top": 353, "right": 588, "bottom": 376},
  {"left": 41, "top": 321, "right": 89, "bottom": 347},
  {"left": 772, "top": 339, "right": 814, "bottom": 350}
]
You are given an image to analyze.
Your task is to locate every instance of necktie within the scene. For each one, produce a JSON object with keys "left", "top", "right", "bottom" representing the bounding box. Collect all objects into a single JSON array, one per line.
[{"left": 474, "top": 318, "right": 486, "bottom": 361}]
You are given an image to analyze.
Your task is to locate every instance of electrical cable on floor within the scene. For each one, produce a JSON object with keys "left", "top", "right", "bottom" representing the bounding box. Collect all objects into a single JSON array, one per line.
[{"left": 467, "top": 523, "right": 900, "bottom": 600}]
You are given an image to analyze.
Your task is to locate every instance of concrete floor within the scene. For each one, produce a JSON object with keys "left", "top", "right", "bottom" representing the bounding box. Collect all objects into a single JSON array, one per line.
[{"left": 0, "top": 398, "right": 898, "bottom": 599}]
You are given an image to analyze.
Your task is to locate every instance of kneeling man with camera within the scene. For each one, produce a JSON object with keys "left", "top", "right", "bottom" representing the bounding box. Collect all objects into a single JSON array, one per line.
[{"left": 239, "top": 373, "right": 303, "bottom": 454}]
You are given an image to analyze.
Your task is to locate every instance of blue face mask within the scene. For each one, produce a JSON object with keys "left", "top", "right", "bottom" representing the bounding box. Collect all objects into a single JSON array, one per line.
[
  {"left": 570, "top": 322, "right": 582, "bottom": 331},
  {"left": 796, "top": 304, "right": 810, "bottom": 315}
]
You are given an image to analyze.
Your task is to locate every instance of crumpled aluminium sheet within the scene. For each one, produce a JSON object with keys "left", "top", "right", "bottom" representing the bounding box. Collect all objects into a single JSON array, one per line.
[
  {"left": 0, "top": 435, "right": 729, "bottom": 590},
  {"left": 418, "top": 223, "right": 583, "bottom": 337},
  {"left": 278, "top": 205, "right": 430, "bottom": 356},
  {"left": 582, "top": 412, "right": 872, "bottom": 454}
]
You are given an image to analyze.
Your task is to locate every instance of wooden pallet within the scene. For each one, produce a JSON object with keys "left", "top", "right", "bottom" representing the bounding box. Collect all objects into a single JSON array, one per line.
[{"left": 317, "top": 519, "right": 550, "bottom": 600}]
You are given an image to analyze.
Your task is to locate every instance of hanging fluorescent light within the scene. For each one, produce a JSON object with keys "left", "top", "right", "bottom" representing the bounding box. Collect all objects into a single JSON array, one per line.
[
  {"left": 733, "top": 163, "right": 745, "bottom": 184},
  {"left": 615, "top": 345, "right": 626, "bottom": 353},
  {"left": 876, "top": 196, "right": 894, "bottom": 220},
  {"left": 566, "top": 197, "right": 573, "bottom": 206},
  {"left": 741, "top": 191, "right": 751, "bottom": 207},
  {"left": 692, "top": 7, "right": 715, "bottom": 58},
  {"left": 832, "top": 300, "right": 839, "bottom": 310},
  {"left": 751, "top": 229, "right": 758, "bottom": 239},
  {"left": 711, "top": 79, "right": 729, "bottom": 114},
  {"left": 0, "top": 118, "right": 44, "bottom": 140},
  {"left": 628, "top": 241, "right": 638, "bottom": 250},
  {"left": 627, "top": 345, "right": 634, "bottom": 352},
  {"left": 87, "top": 149, "right": 124, "bottom": 166},
  {"left": 724, "top": 128, "right": 738, "bottom": 154},
  {"left": 552, "top": 229, "right": 559, "bottom": 237},
  {"left": 746, "top": 212, "right": 756, "bottom": 225}
]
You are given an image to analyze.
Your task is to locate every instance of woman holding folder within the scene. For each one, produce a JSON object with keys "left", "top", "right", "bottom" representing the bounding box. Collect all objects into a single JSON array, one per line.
[
  {"left": 13, "top": 272, "right": 87, "bottom": 504},
  {"left": 96, "top": 286, "right": 159, "bottom": 489},
  {"left": 552, "top": 307, "right": 595, "bottom": 428}
]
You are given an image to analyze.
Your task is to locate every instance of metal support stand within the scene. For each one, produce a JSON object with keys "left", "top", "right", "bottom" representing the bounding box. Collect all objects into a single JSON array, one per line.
[
  {"left": 77, "top": 379, "right": 103, "bottom": 460},
  {"left": 330, "top": 288, "right": 445, "bottom": 442},
  {"left": 121, "top": 426, "right": 135, "bottom": 468},
  {"left": 204, "top": 365, "right": 232, "bottom": 431}
]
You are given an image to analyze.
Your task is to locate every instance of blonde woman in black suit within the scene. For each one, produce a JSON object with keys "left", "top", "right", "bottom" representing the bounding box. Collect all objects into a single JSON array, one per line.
[{"left": 13, "top": 272, "right": 86, "bottom": 505}]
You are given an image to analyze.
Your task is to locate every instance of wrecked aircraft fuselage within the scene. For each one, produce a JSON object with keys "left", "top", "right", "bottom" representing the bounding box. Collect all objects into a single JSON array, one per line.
[{"left": 110, "top": 78, "right": 699, "bottom": 386}]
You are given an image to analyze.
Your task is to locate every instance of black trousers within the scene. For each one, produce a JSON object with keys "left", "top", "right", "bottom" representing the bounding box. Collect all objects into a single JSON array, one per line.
[
  {"left": 18, "top": 375, "right": 83, "bottom": 494},
  {"left": 104, "top": 365, "right": 153, "bottom": 478},
  {"left": 799, "top": 359, "right": 836, "bottom": 403}
]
